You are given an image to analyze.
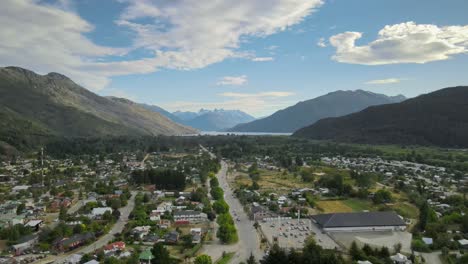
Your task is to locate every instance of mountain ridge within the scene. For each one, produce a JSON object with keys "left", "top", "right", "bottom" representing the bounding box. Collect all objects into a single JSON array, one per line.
[
  {"left": 229, "top": 89, "right": 406, "bottom": 133},
  {"left": 293, "top": 86, "right": 468, "bottom": 147},
  {"left": 148, "top": 108, "right": 256, "bottom": 131},
  {"left": 0, "top": 66, "right": 196, "bottom": 145}
]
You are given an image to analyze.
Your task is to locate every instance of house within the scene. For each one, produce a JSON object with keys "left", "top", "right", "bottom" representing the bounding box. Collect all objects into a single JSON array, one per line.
[
  {"left": 149, "top": 210, "right": 161, "bottom": 221},
  {"left": 25, "top": 219, "right": 43, "bottom": 231},
  {"left": 175, "top": 196, "right": 186, "bottom": 205},
  {"left": 191, "top": 228, "right": 202, "bottom": 244},
  {"left": 10, "top": 215, "right": 25, "bottom": 226},
  {"left": 55, "top": 233, "right": 94, "bottom": 252},
  {"left": 11, "top": 235, "right": 38, "bottom": 256},
  {"left": 422, "top": 237, "right": 433, "bottom": 246},
  {"left": 390, "top": 253, "right": 412, "bottom": 264},
  {"left": 156, "top": 202, "right": 173, "bottom": 213},
  {"left": 139, "top": 249, "right": 154, "bottom": 264},
  {"left": 144, "top": 233, "right": 160, "bottom": 243},
  {"left": 173, "top": 210, "right": 207, "bottom": 223},
  {"left": 12, "top": 185, "right": 30, "bottom": 193},
  {"left": 132, "top": 226, "right": 151, "bottom": 239},
  {"left": 458, "top": 239, "right": 468, "bottom": 249},
  {"left": 66, "top": 254, "right": 83, "bottom": 264},
  {"left": 252, "top": 205, "right": 276, "bottom": 221},
  {"left": 311, "top": 211, "right": 406, "bottom": 232},
  {"left": 158, "top": 219, "right": 171, "bottom": 229},
  {"left": 104, "top": 241, "right": 125, "bottom": 254},
  {"left": 164, "top": 231, "right": 179, "bottom": 244},
  {"left": 91, "top": 207, "right": 112, "bottom": 218},
  {"left": 277, "top": 196, "right": 288, "bottom": 206}
]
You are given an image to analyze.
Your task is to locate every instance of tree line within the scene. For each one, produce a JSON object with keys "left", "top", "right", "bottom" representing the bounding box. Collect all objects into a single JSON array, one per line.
[{"left": 131, "top": 168, "right": 186, "bottom": 190}]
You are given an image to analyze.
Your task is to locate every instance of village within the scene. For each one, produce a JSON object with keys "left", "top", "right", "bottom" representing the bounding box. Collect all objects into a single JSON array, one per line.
[
  {"left": 0, "top": 143, "right": 467, "bottom": 264},
  {"left": 0, "top": 147, "right": 225, "bottom": 264},
  {"left": 229, "top": 152, "right": 468, "bottom": 263}
]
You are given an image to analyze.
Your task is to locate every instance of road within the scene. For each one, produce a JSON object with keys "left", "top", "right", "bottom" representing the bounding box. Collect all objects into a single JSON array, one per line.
[
  {"left": 38, "top": 192, "right": 136, "bottom": 264},
  {"left": 200, "top": 146, "right": 264, "bottom": 263}
]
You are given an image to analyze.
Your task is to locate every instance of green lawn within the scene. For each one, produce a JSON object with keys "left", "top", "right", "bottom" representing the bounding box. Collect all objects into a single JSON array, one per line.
[
  {"left": 342, "top": 199, "right": 373, "bottom": 212},
  {"left": 391, "top": 202, "right": 419, "bottom": 219}
]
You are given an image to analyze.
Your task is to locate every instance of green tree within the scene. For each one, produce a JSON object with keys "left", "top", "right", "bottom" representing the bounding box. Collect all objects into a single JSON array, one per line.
[
  {"left": 211, "top": 187, "right": 224, "bottom": 200},
  {"left": 151, "top": 243, "right": 171, "bottom": 264},
  {"left": 59, "top": 205, "right": 67, "bottom": 221},
  {"left": 194, "top": 255, "right": 212, "bottom": 264},
  {"left": 419, "top": 201, "right": 429, "bottom": 231},
  {"left": 16, "top": 203, "right": 25, "bottom": 215},
  {"left": 213, "top": 200, "right": 229, "bottom": 214},
  {"left": 373, "top": 189, "right": 392, "bottom": 204},
  {"left": 349, "top": 241, "right": 365, "bottom": 261}
]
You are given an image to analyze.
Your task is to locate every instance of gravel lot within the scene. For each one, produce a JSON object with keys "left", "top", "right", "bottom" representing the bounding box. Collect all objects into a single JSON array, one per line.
[{"left": 331, "top": 231, "right": 412, "bottom": 253}]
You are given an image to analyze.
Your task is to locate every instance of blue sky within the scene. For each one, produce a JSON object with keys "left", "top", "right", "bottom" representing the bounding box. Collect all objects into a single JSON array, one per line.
[{"left": 1, "top": 0, "right": 468, "bottom": 117}]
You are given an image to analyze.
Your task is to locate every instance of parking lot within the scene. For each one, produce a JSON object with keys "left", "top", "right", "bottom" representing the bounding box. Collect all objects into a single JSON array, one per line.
[{"left": 259, "top": 219, "right": 340, "bottom": 250}]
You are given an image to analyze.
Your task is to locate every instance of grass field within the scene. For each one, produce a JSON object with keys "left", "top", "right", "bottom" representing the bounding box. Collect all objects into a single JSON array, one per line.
[
  {"left": 234, "top": 169, "right": 313, "bottom": 193},
  {"left": 390, "top": 202, "right": 419, "bottom": 219},
  {"left": 342, "top": 199, "right": 373, "bottom": 212},
  {"left": 316, "top": 200, "right": 353, "bottom": 213}
]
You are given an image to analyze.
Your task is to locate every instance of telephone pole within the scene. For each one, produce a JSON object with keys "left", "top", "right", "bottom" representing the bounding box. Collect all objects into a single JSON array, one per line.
[{"left": 41, "top": 147, "right": 44, "bottom": 186}]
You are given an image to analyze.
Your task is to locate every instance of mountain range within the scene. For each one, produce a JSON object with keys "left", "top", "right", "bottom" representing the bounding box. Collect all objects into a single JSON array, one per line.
[
  {"left": 0, "top": 66, "right": 196, "bottom": 148},
  {"left": 171, "top": 109, "right": 256, "bottom": 131},
  {"left": 229, "top": 90, "right": 406, "bottom": 133},
  {"left": 293, "top": 86, "right": 468, "bottom": 147}
]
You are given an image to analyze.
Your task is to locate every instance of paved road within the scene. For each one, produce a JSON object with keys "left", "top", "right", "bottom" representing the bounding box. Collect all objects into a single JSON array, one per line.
[
  {"left": 38, "top": 192, "right": 136, "bottom": 264},
  {"left": 200, "top": 146, "right": 264, "bottom": 263}
]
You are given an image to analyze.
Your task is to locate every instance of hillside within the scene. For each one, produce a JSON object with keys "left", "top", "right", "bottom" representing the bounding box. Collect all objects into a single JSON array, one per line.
[
  {"left": 228, "top": 90, "right": 406, "bottom": 133},
  {"left": 171, "top": 109, "right": 256, "bottom": 131},
  {"left": 293, "top": 86, "right": 468, "bottom": 147},
  {"left": 138, "top": 103, "right": 183, "bottom": 124},
  {"left": 0, "top": 67, "right": 196, "bottom": 146}
]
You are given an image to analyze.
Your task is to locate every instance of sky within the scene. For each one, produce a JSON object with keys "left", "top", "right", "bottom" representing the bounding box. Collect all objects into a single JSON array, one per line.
[{"left": 1, "top": 0, "right": 468, "bottom": 117}]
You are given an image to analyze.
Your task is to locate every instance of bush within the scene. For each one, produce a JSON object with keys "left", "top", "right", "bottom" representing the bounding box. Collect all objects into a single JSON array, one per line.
[{"left": 411, "top": 240, "right": 431, "bottom": 252}]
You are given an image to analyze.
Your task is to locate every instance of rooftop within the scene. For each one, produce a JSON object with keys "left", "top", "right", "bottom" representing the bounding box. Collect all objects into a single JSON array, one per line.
[{"left": 311, "top": 211, "right": 406, "bottom": 228}]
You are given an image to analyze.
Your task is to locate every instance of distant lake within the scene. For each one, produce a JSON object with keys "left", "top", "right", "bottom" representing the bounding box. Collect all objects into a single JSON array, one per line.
[
  {"left": 203, "top": 131, "right": 292, "bottom": 136},
  {"left": 184, "top": 131, "right": 292, "bottom": 136}
]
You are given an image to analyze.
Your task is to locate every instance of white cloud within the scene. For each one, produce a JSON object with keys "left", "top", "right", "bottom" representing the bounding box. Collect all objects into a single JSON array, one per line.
[
  {"left": 317, "top": 37, "right": 327, "bottom": 47},
  {"left": 365, "top": 78, "right": 403, "bottom": 85},
  {"left": 161, "top": 91, "right": 295, "bottom": 117},
  {"left": 251, "top": 57, "right": 275, "bottom": 62},
  {"left": 217, "top": 75, "right": 248, "bottom": 86},
  {"left": 0, "top": 0, "right": 323, "bottom": 90},
  {"left": 0, "top": 0, "right": 128, "bottom": 90},
  {"left": 116, "top": 0, "right": 323, "bottom": 72},
  {"left": 330, "top": 22, "right": 468, "bottom": 65},
  {"left": 267, "top": 45, "right": 279, "bottom": 51},
  {"left": 220, "top": 91, "right": 295, "bottom": 98}
]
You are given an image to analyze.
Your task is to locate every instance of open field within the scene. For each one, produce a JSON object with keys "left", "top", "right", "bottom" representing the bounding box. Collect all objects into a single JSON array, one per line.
[
  {"left": 316, "top": 200, "right": 353, "bottom": 213},
  {"left": 342, "top": 198, "right": 373, "bottom": 212},
  {"left": 316, "top": 198, "right": 419, "bottom": 220},
  {"left": 234, "top": 169, "right": 313, "bottom": 193}
]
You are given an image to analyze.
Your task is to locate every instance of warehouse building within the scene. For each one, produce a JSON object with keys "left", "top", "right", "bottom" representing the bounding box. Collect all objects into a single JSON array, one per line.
[{"left": 311, "top": 211, "right": 406, "bottom": 232}]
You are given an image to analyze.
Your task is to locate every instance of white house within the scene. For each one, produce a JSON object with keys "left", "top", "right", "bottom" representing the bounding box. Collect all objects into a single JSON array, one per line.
[
  {"left": 174, "top": 210, "right": 207, "bottom": 223},
  {"left": 156, "top": 202, "right": 173, "bottom": 213}
]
